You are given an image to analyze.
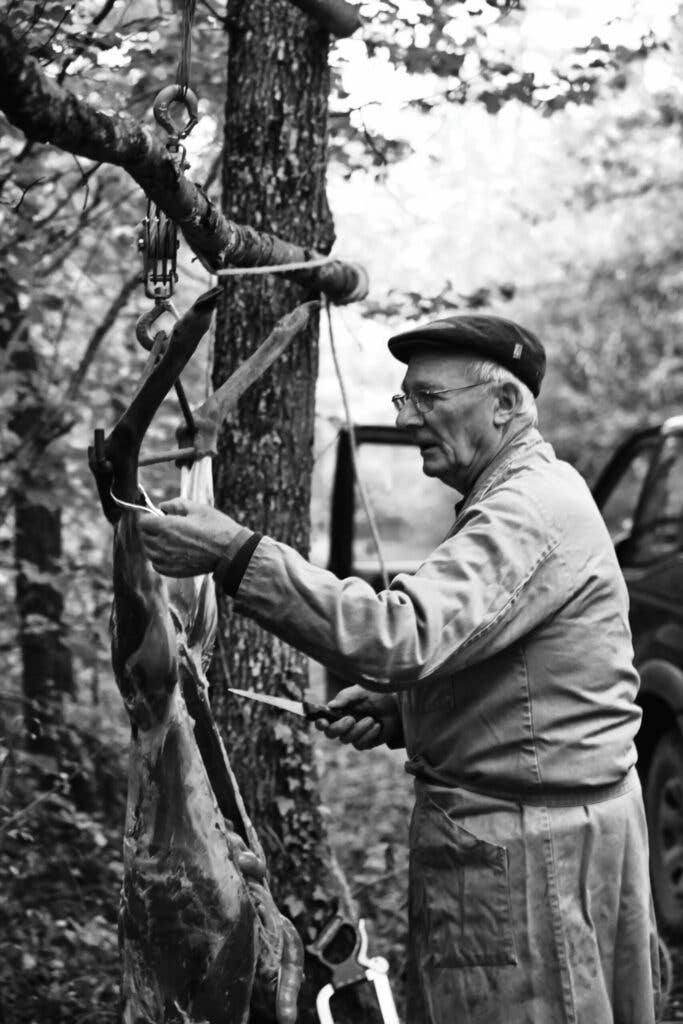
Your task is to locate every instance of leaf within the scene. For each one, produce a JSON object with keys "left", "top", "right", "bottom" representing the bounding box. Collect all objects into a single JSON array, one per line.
[
  {"left": 284, "top": 896, "right": 305, "bottom": 920},
  {"left": 275, "top": 795, "right": 295, "bottom": 818},
  {"left": 16, "top": 563, "right": 62, "bottom": 588},
  {"left": 44, "top": 3, "right": 69, "bottom": 20},
  {"left": 42, "top": 292, "right": 66, "bottom": 311},
  {"left": 274, "top": 721, "right": 293, "bottom": 744},
  {"left": 7, "top": 7, "right": 31, "bottom": 27}
]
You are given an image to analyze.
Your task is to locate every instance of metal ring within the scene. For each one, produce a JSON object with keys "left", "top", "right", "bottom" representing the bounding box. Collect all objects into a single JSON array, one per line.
[
  {"left": 135, "top": 301, "right": 174, "bottom": 351},
  {"left": 153, "top": 84, "right": 199, "bottom": 140}
]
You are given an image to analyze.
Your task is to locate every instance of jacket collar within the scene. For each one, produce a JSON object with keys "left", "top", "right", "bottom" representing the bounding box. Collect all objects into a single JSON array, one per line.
[{"left": 454, "top": 426, "right": 544, "bottom": 521}]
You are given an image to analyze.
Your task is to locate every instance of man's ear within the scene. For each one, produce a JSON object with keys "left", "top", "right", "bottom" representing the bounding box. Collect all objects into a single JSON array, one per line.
[{"left": 492, "top": 382, "right": 519, "bottom": 426}]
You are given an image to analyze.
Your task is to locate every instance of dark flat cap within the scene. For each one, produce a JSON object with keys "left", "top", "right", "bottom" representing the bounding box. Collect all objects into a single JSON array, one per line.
[{"left": 388, "top": 314, "right": 546, "bottom": 396}]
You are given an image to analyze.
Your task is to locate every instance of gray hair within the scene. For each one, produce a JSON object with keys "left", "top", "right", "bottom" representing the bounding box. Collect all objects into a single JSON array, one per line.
[{"left": 464, "top": 357, "right": 539, "bottom": 427}]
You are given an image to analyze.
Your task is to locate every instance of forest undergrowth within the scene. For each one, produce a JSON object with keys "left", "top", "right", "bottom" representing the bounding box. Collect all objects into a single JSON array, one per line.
[
  {"left": 317, "top": 739, "right": 413, "bottom": 1005},
  {"left": 0, "top": 709, "right": 127, "bottom": 1024}
]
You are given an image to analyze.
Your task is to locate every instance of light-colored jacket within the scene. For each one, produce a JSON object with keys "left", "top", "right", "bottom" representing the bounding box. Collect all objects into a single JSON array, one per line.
[{"left": 234, "top": 428, "right": 641, "bottom": 793}]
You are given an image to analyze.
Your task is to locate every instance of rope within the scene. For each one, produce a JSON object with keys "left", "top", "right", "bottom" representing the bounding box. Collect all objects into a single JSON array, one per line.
[
  {"left": 177, "top": 0, "right": 197, "bottom": 90},
  {"left": 109, "top": 482, "right": 164, "bottom": 516},
  {"left": 214, "top": 257, "right": 337, "bottom": 277},
  {"left": 324, "top": 298, "right": 389, "bottom": 590}
]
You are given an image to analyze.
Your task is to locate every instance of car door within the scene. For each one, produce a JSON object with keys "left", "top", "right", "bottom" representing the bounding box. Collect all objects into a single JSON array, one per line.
[
  {"left": 592, "top": 427, "right": 661, "bottom": 550},
  {"left": 324, "top": 426, "right": 456, "bottom": 697},
  {"left": 328, "top": 426, "right": 456, "bottom": 587},
  {"left": 622, "top": 430, "right": 683, "bottom": 666}
]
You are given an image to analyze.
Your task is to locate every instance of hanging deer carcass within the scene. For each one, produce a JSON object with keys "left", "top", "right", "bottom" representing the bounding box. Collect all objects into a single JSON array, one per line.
[{"left": 90, "top": 289, "right": 314, "bottom": 1023}]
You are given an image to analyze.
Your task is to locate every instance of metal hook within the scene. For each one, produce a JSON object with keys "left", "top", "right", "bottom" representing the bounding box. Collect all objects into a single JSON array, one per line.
[
  {"left": 153, "top": 84, "right": 199, "bottom": 140},
  {"left": 134, "top": 302, "right": 197, "bottom": 440},
  {"left": 136, "top": 301, "right": 175, "bottom": 352}
]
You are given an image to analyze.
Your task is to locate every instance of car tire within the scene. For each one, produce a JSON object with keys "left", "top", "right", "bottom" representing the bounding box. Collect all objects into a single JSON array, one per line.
[{"left": 645, "top": 728, "right": 683, "bottom": 935}]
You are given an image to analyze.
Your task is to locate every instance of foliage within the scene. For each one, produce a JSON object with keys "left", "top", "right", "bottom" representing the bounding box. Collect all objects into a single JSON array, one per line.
[
  {"left": 316, "top": 739, "right": 412, "bottom": 1005},
  {"left": 362, "top": 279, "right": 516, "bottom": 318},
  {"left": 328, "top": 0, "right": 670, "bottom": 177},
  {"left": 0, "top": 0, "right": 222, "bottom": 745},
  {"left": 0, "top": 706, "right": 127, "bottom": 1024},
  {"left": 336, "top": 12, "right": 683, "bottom": 483}
]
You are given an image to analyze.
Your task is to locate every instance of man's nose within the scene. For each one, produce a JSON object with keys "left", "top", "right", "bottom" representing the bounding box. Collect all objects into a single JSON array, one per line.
[{"left": 395, "top": 398, "right": 423, "bottom": 428}]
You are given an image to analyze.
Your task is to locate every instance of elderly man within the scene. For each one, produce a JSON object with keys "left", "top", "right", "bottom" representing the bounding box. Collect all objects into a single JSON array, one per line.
[{"left": 141, "top": 315, "right": 660, "bottom": 1024}]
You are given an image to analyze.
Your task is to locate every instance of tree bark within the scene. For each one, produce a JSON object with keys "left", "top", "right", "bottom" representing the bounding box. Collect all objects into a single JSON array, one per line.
[
  {"left": 0, "top": 22, "right": 367, "bottom": 305},
  {"left": 211, "top": 3, "right": 377, "bottom": 1020}
]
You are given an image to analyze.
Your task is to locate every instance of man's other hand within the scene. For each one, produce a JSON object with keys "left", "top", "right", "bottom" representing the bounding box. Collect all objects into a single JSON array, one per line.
[
  {"left": 315, "top": 685, "right": 401, "bottom": 751},
  {"left": 140, "top": 498, "right": 242, "bottom": 577}
]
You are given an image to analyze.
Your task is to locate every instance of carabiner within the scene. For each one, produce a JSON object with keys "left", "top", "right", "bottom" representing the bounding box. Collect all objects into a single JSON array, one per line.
[{"left": 153, "top": 84, "right": 199, "bottom": 140}]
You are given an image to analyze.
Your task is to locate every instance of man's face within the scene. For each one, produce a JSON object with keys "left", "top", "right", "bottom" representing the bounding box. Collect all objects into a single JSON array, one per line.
[{"left": 395, "top": 351, "right": 500, "bottom": 492}]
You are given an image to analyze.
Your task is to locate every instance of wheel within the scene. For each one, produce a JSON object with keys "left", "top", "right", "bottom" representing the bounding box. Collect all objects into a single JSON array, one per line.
[{"left": 645, "top": 728, "right": 683, "bottom": 934}]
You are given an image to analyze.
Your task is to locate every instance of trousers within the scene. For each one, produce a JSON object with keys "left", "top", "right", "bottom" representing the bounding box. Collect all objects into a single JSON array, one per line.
[{"left": 406, "top": 770, "right": 660, "bottom": 1023}]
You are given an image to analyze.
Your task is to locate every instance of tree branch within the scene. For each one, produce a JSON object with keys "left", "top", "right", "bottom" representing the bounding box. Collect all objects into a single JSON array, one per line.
[
  {"left": 57, "top": 0, "right": 118, "bottom": 82},
  {"left": 0, "top": 22, "right": 368, "bottom": 305},
  {"left": 64, "top": 270, "right": 140, "bottom": 402},
  {"left": 284, "top": 0, "right": 362, "bottom": 38}
]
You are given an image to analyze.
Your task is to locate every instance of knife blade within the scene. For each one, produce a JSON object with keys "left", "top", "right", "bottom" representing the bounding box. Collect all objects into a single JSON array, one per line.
[{"left": 227, "top": 687, "right": 357, "bottom": 724}]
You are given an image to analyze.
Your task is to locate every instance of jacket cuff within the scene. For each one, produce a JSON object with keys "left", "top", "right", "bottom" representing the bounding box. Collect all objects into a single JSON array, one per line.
[{"left": 214, "top": 530, "right": 263, "bottom": 596}]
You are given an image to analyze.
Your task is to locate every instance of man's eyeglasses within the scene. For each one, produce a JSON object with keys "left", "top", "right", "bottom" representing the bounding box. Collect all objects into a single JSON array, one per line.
[{"left": 391, "top": 382, "right": 486, "bottom": 415}]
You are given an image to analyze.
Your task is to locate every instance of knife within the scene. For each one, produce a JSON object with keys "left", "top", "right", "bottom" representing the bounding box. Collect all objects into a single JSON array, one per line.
[{"left": 228, "top": 687, "right": 359, "bottom": 724}]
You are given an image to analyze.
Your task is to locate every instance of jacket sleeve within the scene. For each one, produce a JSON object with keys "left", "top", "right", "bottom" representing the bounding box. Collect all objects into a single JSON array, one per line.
[{"left": 231, "top": 485, "right": 572, "bottom": 692}]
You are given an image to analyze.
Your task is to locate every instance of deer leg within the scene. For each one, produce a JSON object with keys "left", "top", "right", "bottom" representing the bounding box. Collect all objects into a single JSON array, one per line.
[
  {"left": 89, "top": 286, "right": 221, "bottom": 520},
  {"left": 179, "top": 300, "right": 317, "bottom": 459},
  {"left": 111, "top": 511, "right": 178, "bottom": 730}
]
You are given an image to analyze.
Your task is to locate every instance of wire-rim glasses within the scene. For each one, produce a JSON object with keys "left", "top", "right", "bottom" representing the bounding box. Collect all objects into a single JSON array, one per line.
[{"left": 391, "top": 382, "right": 486, "bottom": 415}]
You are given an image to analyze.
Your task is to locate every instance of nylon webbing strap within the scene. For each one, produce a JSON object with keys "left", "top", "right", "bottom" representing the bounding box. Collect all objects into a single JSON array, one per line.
[{"left": 177, "top": 0, "right": 197, "bottom": 90}]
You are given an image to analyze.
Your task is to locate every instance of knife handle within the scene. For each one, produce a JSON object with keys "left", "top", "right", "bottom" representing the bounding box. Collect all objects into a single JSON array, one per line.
[{"left": 302, "top": 700, "right": 362, "bottom": 724}]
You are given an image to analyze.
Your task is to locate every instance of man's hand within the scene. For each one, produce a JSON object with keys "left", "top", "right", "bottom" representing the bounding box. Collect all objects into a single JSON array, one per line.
[
  {"left": 140, "top": 498, "right": 243, "bottom": 577},
  {"left": 315, "top": 685, "right": 402, "bottom": 751}
]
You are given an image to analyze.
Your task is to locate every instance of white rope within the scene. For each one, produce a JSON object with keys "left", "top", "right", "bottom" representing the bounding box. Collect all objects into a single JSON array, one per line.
[
  {"left": 110, "top": 482, "right": 164, "bottom": 516},
  {"left": 325, "top": 298, "right": 389, "bottom": 590},
  {"left": 214, "top": 257, "right": 337, "bottom": 277}
]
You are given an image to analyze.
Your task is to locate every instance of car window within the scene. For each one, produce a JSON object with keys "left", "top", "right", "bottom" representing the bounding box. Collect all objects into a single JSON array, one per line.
[
  {"left": 600, "top": 448, "right": 654, "bottom": 543},
  {"left": 629, "top": 435, "right": 683, "bottom": 565},
  {"left": 352, "top": 442, "right": 457, "bottom": 571}
]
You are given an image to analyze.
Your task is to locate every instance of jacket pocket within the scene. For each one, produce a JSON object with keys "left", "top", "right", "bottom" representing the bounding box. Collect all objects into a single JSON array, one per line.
[{"left": 409, "top": 794, "right": 517, "bottom": 969}]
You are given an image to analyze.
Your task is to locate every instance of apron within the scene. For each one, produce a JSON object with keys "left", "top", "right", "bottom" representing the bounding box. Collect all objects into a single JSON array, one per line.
[{"left": 406, "top": 768, "right": 660, "bottom": 1024}]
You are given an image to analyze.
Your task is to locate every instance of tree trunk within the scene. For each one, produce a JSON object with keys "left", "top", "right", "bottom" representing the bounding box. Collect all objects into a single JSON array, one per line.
[
  {"left": 211, "top": 2, "right": 376, "bottom": 1020},
  {"left": 0, "top": 269, "right": 74, "bottom": 751},
  {"left": 15, "top": 483, "right": 74, "bottom": 746}
]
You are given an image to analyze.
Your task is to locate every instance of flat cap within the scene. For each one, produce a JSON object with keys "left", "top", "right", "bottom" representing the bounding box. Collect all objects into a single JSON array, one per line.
[{"left": 388, "top": 314, "right": 546, "bottom": 397}]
